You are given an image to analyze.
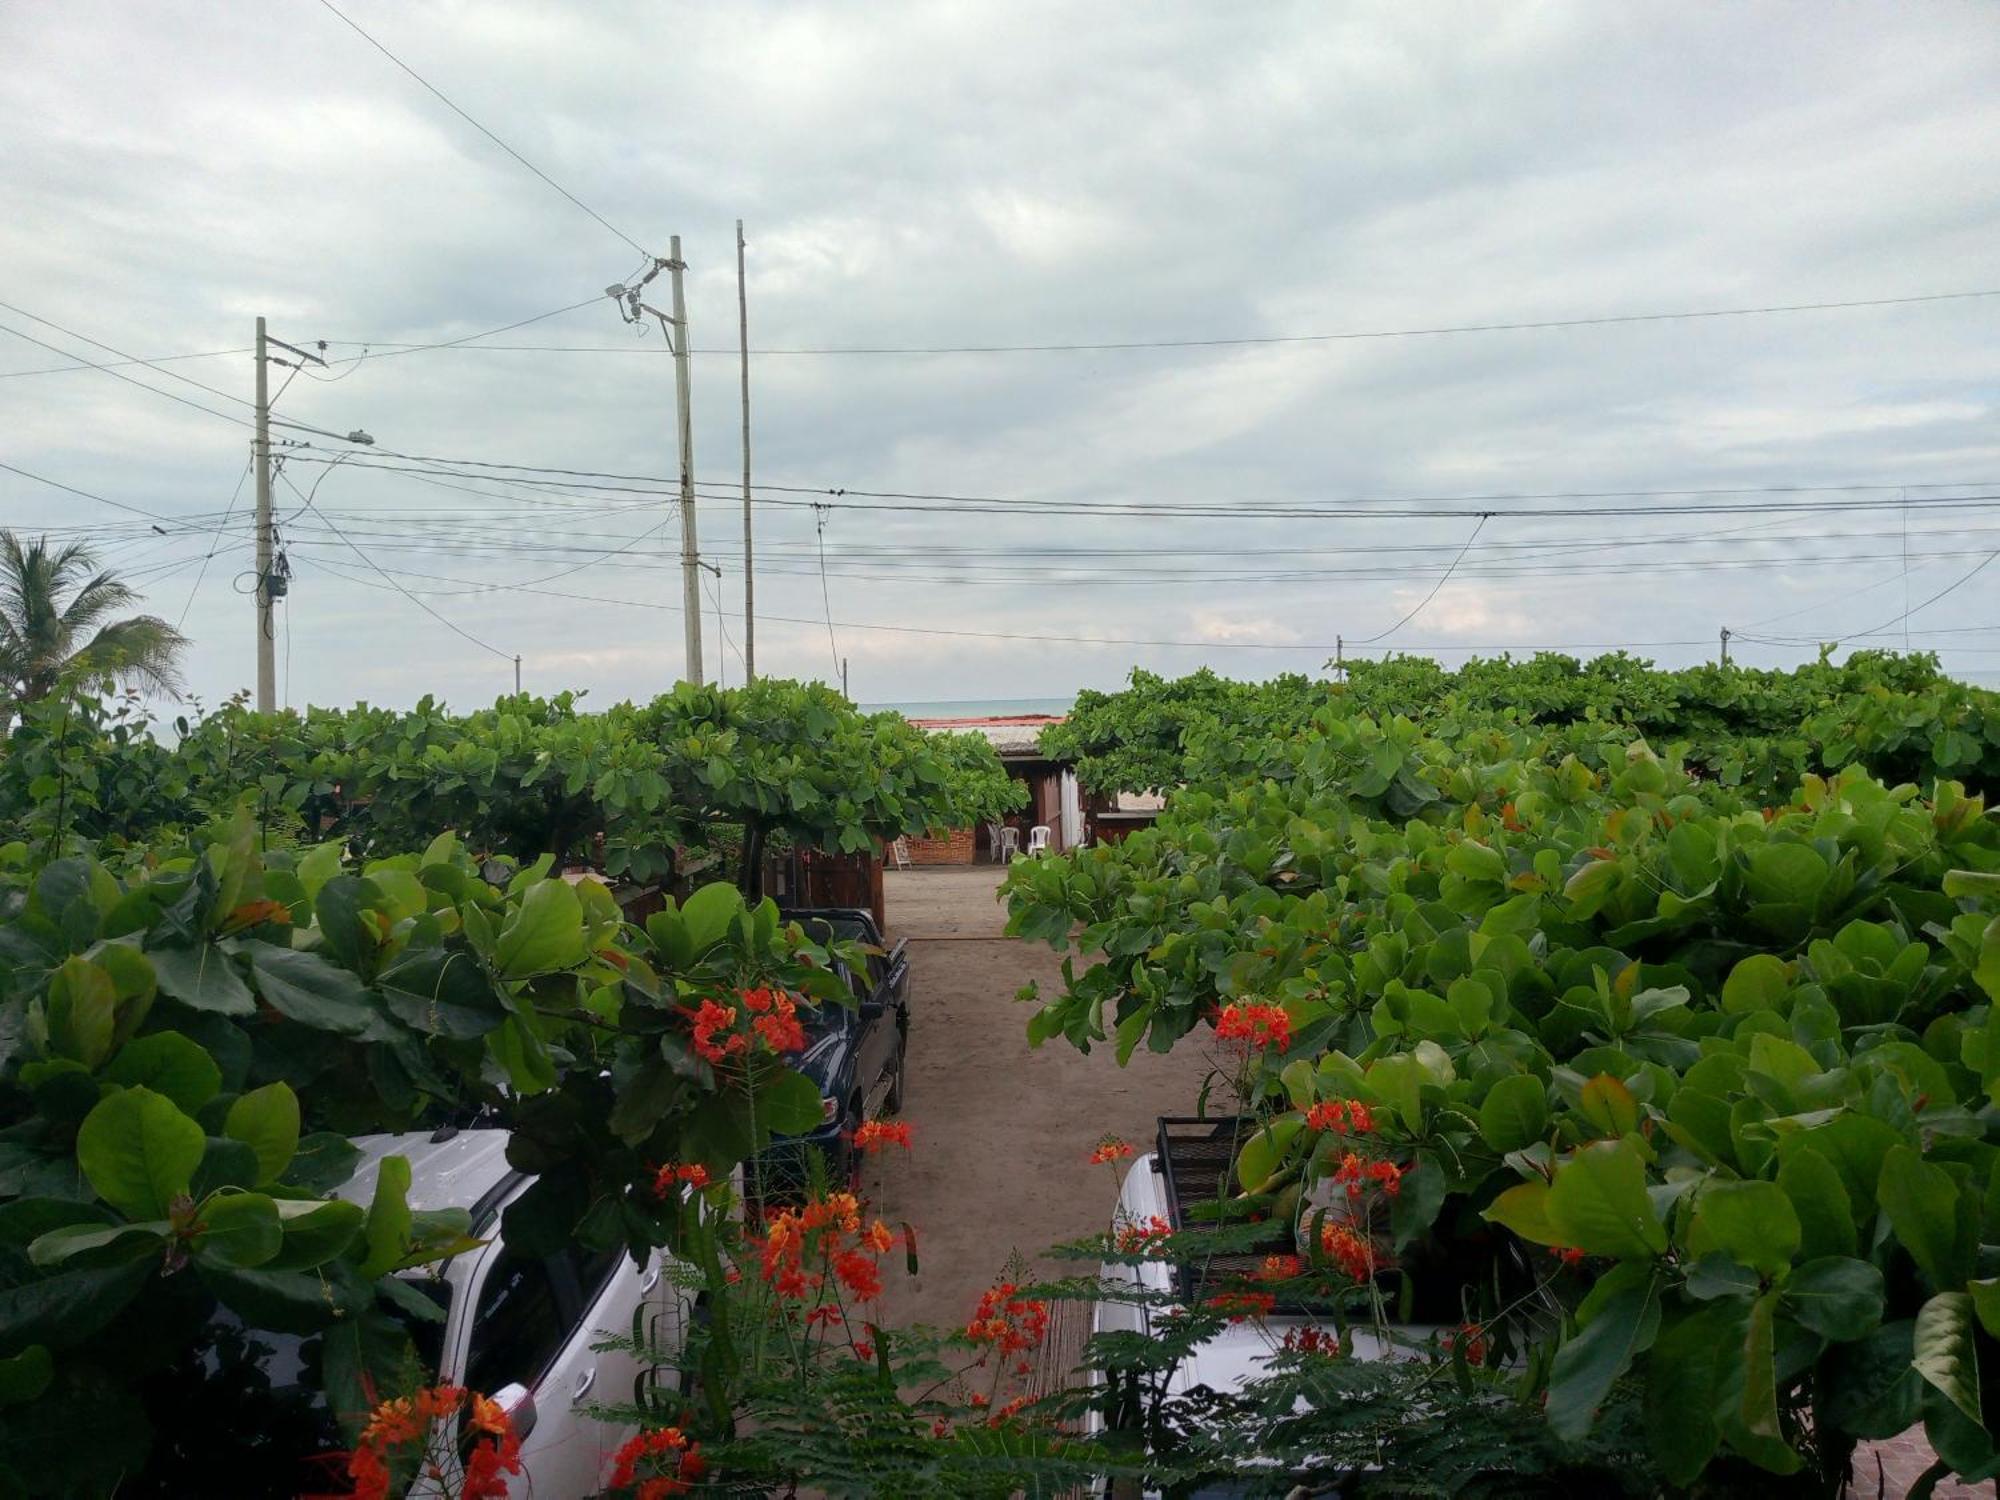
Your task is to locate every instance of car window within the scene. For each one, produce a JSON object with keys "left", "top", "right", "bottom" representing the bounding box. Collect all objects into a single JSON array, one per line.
[
  {"left": 564, "top": 1244, "right": 623, "bottom": 1310},
  {"left": 465, "top": 1248, "right": 569, "bottom": 1395}
]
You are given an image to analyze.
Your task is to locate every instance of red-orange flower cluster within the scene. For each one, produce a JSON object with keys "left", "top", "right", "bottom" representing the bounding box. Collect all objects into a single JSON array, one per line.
[
  {"left": 1332, "top": 1151, "right": 1404, "bottom": 1199},
  {"left": 1257, "top": 1253, "right": 1304, "bottom": 1282},
  {"left": 967, "top": 1282, "right": 1050, "bottom": 1355},
  {"left": 608, "top": 1425, "right": 706, "bottom": 1498},
  {"left": 852, "top": 1119, "right": 913, "bottom": 1153},
  {"left": 1304, "top": 1098, "right": 1375, "bottom": 1135},
  {"left": 1089, "top": 1137, "right": 1135, "bottom": 1165},
  {"left": 688, "top": 988, "right": 809, "bottom": 1065},
  {"left": 741, "top": 986, "right": 808, "bottom": 1054},
  {"left": 1282, "top": 1324, "right": 1340, "bottom": 1357},
  {"left": 346, "top": 1384, "right": 520, "bottom": 1500},
  {"left": 1319, "top": 1222, "right": 1377, "bottom": 1282},
  {"left": 1206, "top": 1288, "right": 1278, "bottom": 1323},
  {"left": 1214, "top": 1001, "right": 1292, "bottom": 1053},
  {"left": 759, "top": 1190, "right": 897, "bottom": 1308},
  {"left": 1549, "top": 1244, "right": 1587, "bottom": 1266},
  {"left": 689, "top": 998, "right": 746, "bottom": 1065},
  {"left": 1112, "top": 1214, "right": 1173, "bottom": 1254},
  {"left": 1444, "top": 1321, "right": 1489, "bottom": 1365},
  {"left": 650, "top": 1161, "right": 711, "bottom": 1197}
]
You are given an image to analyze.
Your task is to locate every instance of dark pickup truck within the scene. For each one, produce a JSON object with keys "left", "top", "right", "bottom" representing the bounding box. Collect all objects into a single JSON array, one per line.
[{"left": 763, "top": 907, "right": 911, "bottom": 1193}]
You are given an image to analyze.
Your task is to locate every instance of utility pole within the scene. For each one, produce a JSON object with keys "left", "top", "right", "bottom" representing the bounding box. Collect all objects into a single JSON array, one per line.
[
  {"left": 736, "top": 219, "right": 755, "bottom": 681},
  {"left": 668, "top": 236, "right": 704, "bottom": 686},
  {"left": 1719, "top": 626, "right": 1732, "bottom": 668},
  {"left": 254, "top": 318, "right": 273, "bottom": 712},
  {"left": 252, "top": 319, "right": 326, "bottom": 712},
  {"left": 1334, "top": 635, "right": 1344, "bottom": 681},
  {"left": 841, "top": 656, "right": 849, "bottom": 700},
  {"left": 514, "top": 655, "right": 522, "bottom": 693}
]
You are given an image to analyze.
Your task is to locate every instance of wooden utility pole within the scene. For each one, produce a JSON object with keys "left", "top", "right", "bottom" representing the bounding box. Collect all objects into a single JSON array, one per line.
[
  {"left": 1720, "top": 626, "right": 1732, "bottom": 668},
  {"left": 254, "top": 318, "right": 274, "bottom": 712},
  {"left": 736, "top": 219, "right": 755, "bottom": 681},
  {"left": 668, "top": 236, "right": 704, "bottom": 685}
]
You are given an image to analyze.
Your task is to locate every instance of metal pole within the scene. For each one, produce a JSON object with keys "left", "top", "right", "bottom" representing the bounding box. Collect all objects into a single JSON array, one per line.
[
  {"left": 514, "top": 654, "right": 521, "bottom": 693},
  {"left": 736, "top": 219, "right": 755, "bottom": 681},
  {"left": 841, "top": 656, "right": 849, "bottom": 700},
  {"left": 1720, "top": 627, "right": 1731, "bottom": 668},
  {"left": 254, "top": 317, "right": 275, "bottom": 712},
  {"left": 669, "top": 235, "right": 704, "bottom": 685}
]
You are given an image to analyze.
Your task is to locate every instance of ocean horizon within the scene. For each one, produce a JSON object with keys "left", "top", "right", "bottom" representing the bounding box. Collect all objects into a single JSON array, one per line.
[{"left": 862, "top": 695, "right": 1076, "bottom": 719}]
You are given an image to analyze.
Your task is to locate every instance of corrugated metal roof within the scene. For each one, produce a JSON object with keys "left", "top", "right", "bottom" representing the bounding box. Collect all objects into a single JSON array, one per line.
[{"left": 908, "top": 713, "right": 1065, "bottom": 758}]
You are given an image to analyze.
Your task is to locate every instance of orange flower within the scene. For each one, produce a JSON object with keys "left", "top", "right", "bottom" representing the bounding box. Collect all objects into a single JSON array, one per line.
[
  {"left": 610, "top": 1426, "right": 703, "bottom": 1496},
  {"left": 834, "top": 1248, "right": 885, "bottom": 1302},
  {"left": 1206, "top": 1288, "right": 1277, "bottom": 1323},
  {"left": 1257, "top": 1253, "right": 1304, "bottom": 1282},
  {"left": 1282, "top": 1324, "right": 1340, "bottom": 1357},
  {"left": 1214, "top": 1001, "right": 1292, "bottom": 1053},
  {"left": 347, "top": 1384, "right": 520, "bottom": 1500},
  {"left": 852, "top": 1120, "right": 913, "bottom": 1153},
  {"left": 862, "top": 1219, "right": 896, "bottom": 1254},
  {"left": 966, "top": 1281, "right": 1050, "bottom": 1354},
  {"left": 689, "top": 999, "right": 746, "bottom": 1065},
  {"left": 1549, "top": 1245, "right": 1586, "bottom": 1266},
  {"left": 1113, "top": 1214, "right": 1172, "bottom": 1254},
  {"left": 1332, "top": 1152, "right": 1404, "bottom": 1199},
  {"left": 650, "top": 1161, "right": 711, "bottom": 1197},
  {"left": 1319, "top": 1222, "right": 1376, "bottom": 1282},
  {"left": 1304, "top": 1099, "right": 1375, "bottom": 1135},
  {"left": 1445, "top": 1321, "right": 1489, "bottom": 1365},
  {"left": 1089, "top": 1137, "right": 1135, "bottom": 1165}
]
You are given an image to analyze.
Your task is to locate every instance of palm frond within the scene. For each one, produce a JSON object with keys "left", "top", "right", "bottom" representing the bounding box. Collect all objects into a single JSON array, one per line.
[{"left": 72, "top": 615, "right": 189, "bottom": 697}]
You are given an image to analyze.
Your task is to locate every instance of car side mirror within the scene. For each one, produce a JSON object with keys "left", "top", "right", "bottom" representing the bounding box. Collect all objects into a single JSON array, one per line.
[{"left": 492, "top": 1382, "right": 537, "bottom": 1440}]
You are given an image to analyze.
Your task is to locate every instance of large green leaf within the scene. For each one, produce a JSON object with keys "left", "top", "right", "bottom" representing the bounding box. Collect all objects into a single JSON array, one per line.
[
  {"left": 1483, "top": 1181, "right": 1560, "bottom": 1245},
  {"left": 0, "top": 1257, "right": 152, "bottom": 1351},
  {"left": 1821, "top": 1319, "right": 1924, "bottom": 1440},
  {"left": 1776, "top": 1147, "right": 1857, "bottom": 1261},
  {"left": 1736, "top": 1291, "right": 1786, "bottom": 1443},
  {"left": 75, "top": 1086, "right": 205, "bottom": 1221},
  {"left": 1880, "top": 1144, "right": 1973, "bottom": 1288},
  {"left": 27, "top": 1220, "right": 167, "bottom": 1267},
  {"left": 1784, "top": 1257, "right": 1885, "bottom": 1342},
  {"left": 239, "top": 940, "right": 377, "bottom": 1035},
  {"left": 1547, "top": 1264, "right": 1661, "bottom": 1441},
  {"left": 1644, "top": 1304, "right": 1732, "bottom": 1485},
  {"left": 1546, "top": 1140, "right": 1666, "bottom": 1260},
  {"left": 377, "top": 946, "right": 507, "bottom": 1038},
  {"left": 194, "top": 1192, "right": 283, "bottom": 1268},
  {"left": 757, "top": 1067, "right": 833, "bottom": 1138},
  {"left": 46, "top": 957, "right": 116, "bottom": 1069},
  {"left": 357, "top": 1155, "right": 412, "bottom": 1280},
  {"left": 1687, "top": 1180, "right": 1800, "bottom": 1277},
  {"left": 0, "top": 1344, "right": 51, "bottom": 1406},
  {"left": 494, "top": 879, "right": 586, "bottom": 979},
  {"left": 224, "top": 1082, "right": 300, "bottom": 1185},
  {"left": 1477, "top": 1073, "right": 1548, "bottom": 1152},
  {"left": 147, "top": 942, "right": 255, "bottom": 1017},
  {"left": 100, "top": 1032, "right": 221, "bottom": 1114},
  {"left": 266, "top": 1197, "right": 366, "bottom": 1271},
  {"left": 1913, "top": 1291, "right": 1982, "bottom": 1425},
  {"left": 679, "top": 881, "right": 745, "bottom": 956}
]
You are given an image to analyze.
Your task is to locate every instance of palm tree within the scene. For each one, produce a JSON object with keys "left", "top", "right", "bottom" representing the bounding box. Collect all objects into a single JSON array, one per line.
[{"left": 0, "top": 531, "right": 189, "bottom": 718}]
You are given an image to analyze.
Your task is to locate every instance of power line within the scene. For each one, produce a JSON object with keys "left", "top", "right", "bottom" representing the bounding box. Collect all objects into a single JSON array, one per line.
[
  {"left": 273, "top": 468, "right": 514, "bottom": 662},
  {"left": 177, "top": 453, "right": 255, "bottom": 629},
  {"left": 1771, "top": 548, "right": 2000, "bottom": 644},
  {"left": 301, "top": 549, "right": 1718, "bottom": 655},
  {"left": 323, "top": 295, "right": 613, "bottom": 366},
  {"left": 315, "top": 0, "right": 650, "bottom": 259},
  {"left": 1352, "top": 514, "right": 1490, "bottom": 643},
  {"left": 0, "top": 347, "right": 251, "bottom": 379},
  {"left": 316, "top": 286, "right": 2000, "bottom": 358},
  {"left": 285, "top": 451, "right": 2000, "bottom": 522}
]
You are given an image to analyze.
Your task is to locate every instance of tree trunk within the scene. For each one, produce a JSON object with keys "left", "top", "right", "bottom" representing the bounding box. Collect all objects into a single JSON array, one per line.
[{"left": 737, "top": 818, "right": 765, "bottom": 899}]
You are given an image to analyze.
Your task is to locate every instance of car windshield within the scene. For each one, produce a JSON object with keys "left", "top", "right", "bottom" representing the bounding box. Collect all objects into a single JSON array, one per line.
[{"left": 125, "top": 1278, "right": 452, "bottom": 1498}]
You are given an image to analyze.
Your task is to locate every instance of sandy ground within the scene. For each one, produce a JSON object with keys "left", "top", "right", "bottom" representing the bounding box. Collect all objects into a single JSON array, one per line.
[{"left": 860, "top": 865, "right": 1211, "bottom": 1336}]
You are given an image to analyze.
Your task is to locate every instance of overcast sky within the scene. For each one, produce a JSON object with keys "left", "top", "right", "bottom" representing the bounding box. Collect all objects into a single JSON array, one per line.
[{"left": 3, "top": 1, "right": 1997, "bottom": 714}]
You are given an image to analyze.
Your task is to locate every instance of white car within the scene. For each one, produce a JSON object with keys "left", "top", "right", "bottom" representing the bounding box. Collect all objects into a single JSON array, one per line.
[
  {"left": 1088, "top": 1121, "right": 1436, "bottom": 1498},
  {"left": 336, "top": 1129, "right": 688, "bottom": 1497},
  {"left": 166, "top": 1128, "right": 688, "bottom": 1498}
]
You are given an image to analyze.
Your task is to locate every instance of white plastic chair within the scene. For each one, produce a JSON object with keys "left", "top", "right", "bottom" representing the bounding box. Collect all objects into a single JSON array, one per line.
[
  {"left": 889, "top": 837, "right": 912, "bottom": 871},
  {"left": 1027, "top": 825, "right": 1052, "bottom": 856},
  {"left": 998, "top": 827, "right": 1020, "bottom": 864},
  {"left": 986, "top": 821, "right": 1006, "bottom": 863}
]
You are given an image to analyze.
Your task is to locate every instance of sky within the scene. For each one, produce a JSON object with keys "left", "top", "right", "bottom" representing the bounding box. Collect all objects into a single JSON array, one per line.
[{"left": 2, "top": 0, "right": 1997, "bottom": 714}]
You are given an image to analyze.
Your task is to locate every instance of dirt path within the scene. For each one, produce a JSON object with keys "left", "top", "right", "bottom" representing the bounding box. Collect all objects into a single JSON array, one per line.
[{"left": 860, "top": 866, "right": 1210, "bottom": 1336}]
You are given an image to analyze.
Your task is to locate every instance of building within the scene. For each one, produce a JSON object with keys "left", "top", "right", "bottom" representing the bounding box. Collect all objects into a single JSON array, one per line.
[{"left": 905, "top": 713, "right": 1082, "bottom": 862}]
